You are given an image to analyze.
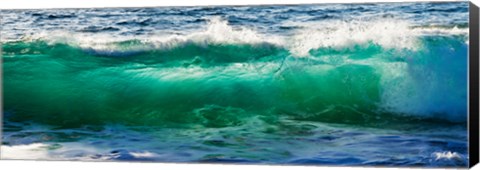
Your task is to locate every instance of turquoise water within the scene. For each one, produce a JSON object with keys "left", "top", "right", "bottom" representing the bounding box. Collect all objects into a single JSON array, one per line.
[{"left": 1, "top": 2, "right": 470, "bottom": 167}]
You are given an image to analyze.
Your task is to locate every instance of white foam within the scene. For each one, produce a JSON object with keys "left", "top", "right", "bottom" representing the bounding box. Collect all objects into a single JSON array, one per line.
[
  {"left": 433, "top": 151, "right": 462, "bottom": 160},
  {"left": 129, "top": 151, "right": 158, "bottom": 159},
  {"left": 1, "top": 142, "right": 110, "bottom": 161},
  {"left": 11, "top": 17, "right": 468, "bottom": 58},
  {"left": 286, "top": 19, "right": 420, "bottom": 56},
  {"left": 1, "top": 143, "right": 50, "bottom": 160}
]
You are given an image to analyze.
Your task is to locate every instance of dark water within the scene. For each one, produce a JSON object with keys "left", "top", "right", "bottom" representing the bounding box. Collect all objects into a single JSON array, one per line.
[{"left": 1, "top": 2, "right": 470, "bottom": 167}]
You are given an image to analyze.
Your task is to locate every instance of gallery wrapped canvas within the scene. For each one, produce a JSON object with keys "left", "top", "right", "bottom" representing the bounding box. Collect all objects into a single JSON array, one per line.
[{"left": 1, "top": 1, "right": 479, "bottom": 168}]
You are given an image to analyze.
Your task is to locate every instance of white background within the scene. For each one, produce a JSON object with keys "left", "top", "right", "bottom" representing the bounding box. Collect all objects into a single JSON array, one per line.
[{"left": 0, "top": 0, "right": 479, "bottom": 169}]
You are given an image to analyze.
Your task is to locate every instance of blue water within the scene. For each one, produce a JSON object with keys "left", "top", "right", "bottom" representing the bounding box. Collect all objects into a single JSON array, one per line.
[
  {"left": 0, "top": 2, "right": 469, "bottom": 40},
  {"left": 1, "top": 2, "right": 470, "bottom": 168}
]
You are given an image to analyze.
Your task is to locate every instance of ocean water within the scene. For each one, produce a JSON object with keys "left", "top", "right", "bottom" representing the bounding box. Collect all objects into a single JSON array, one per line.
[{"left": 1, "top": 2, "right": 470, "bottom": 167}]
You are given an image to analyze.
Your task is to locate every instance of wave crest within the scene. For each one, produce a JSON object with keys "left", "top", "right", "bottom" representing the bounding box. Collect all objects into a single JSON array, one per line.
[{"left": 7, "top": 17, "right": 468, "bottom": 57}]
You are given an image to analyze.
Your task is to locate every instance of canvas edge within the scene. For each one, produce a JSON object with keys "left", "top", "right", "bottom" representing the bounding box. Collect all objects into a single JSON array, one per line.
[{"left": 469, "top": 1, "right": 480, "bottom": 169}]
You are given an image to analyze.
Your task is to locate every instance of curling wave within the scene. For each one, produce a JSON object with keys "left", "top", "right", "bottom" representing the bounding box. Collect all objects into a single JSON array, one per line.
[{"left": 2, "top": 19, "right": 468, "bottom": 127}]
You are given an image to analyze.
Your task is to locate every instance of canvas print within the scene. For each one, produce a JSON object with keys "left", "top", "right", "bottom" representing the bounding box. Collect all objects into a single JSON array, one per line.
[{"left": 1, "top": 2, "right": 471, "bottom": 168}]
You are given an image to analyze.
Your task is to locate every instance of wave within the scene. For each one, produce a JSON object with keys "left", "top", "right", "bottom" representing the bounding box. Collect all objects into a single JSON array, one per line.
[{"left": 2, "top": 19, "right": 468, "bottom": 127}]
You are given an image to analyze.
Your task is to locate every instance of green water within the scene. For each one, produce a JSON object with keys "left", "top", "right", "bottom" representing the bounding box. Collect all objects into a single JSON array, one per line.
[{"left": 3, "top": 36, "right": 467, "bottom": 128}]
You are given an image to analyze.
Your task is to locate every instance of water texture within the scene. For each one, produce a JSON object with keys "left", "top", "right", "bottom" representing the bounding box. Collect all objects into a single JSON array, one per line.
[{"left": 1, "top": 2, "right": 470, "bottom": 167}]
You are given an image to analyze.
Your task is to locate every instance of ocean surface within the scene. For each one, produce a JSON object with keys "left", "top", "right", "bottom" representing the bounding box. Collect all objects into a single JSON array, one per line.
[{"left": 1, "top": 2, "right": 470, "bottom": 167}]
